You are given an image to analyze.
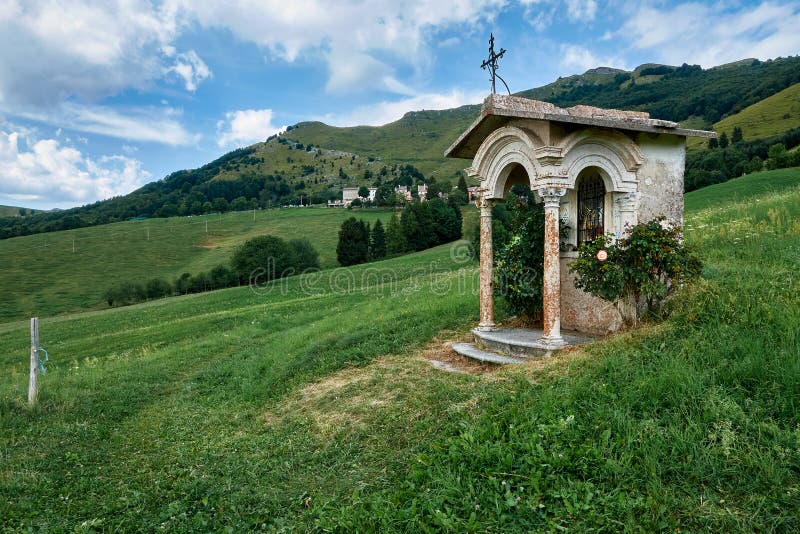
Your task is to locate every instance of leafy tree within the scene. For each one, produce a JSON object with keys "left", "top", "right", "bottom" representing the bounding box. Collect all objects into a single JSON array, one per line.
[
  {"left": 358, "top": 186, "right": 370, "bottom": 198},
  {"left": 209, "top": 264, "right": 238, "bottom": 289},
  {"left": 765, "top": 143, "right": 789, "bottom": 170},
  {"left": 337, "top": 217, "right": 370, "bottom": 266},
  {"left": 370, "top": 219, "right": 387, "bottom": 260},
  {"left": 232, "top": 235, "right": 299, "bottom": 283},
  {"left": 385, "top": 213, "right": 407, "bottom": 256},
  {"left": 289, "top": 238, "right": 321, "bottom": 272},
  {"left": 570, "top": 218, "right": 702, "bottom": 325},
  {"left": 212, "top": 197, "right": 229, "bottom": 213},
  {"left": 145, "top": 278, "right": 172, "bottom": 299}
]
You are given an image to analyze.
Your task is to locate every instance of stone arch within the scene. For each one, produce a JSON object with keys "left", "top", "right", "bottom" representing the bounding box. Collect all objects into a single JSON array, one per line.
[
  {"left": 560, "top": 130, "right": 643, "bottom": 193},
  {"left": 471, "top": 126, "right": 543, "bottom": 199}
]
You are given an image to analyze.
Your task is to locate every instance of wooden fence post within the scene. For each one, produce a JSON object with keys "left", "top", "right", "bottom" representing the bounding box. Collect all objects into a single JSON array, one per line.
[{"left": 28, "top": 317, "right": 39, "bottom": 405}]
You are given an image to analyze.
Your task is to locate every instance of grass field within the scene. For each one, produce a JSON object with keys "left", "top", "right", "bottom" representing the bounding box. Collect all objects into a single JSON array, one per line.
[
  {"left": 687, "top": 82, "right": 800, "bottom": 150},
  {"left": 0, "top": 207, "right": 396, "bottom": 323},
  {"left": 1, "top": 169, "right": 799, "bottom": 530}
]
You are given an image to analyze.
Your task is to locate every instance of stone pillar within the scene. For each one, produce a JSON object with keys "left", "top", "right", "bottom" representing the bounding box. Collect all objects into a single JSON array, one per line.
[
  {"left": 615, "top": 192, "right": 639, "bottom": 237},
  {"left": 477, "top": 195, "right": 496, "bottom": 330},
  {"left": 538, "top": 187, "right": 567, "bottom": 347}
]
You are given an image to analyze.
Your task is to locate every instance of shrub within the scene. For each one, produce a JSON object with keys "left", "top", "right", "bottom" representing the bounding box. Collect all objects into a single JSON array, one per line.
[
  {"left": 232, "top": 235, "right": 305, "bottom": 282},
  {"left": 570, "top": 218, "right": 702, "bottom": 324},
  {"left": 494, "top": 195, "right": 546, "bottom": 318},
  {"left": 145, "top": 278, "right": 172, "bottom": 299}
]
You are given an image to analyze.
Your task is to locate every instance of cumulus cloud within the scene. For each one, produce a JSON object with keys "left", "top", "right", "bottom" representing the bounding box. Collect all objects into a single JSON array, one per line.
[
  {"left": 321, "top": 89, "right": 485, "bottom": 127},
  {"left": 620, "top": 1, "right": 800, "bottom": 67},
  {"left": 216, "top": 109, "right": 285, "bottom": 147},
  {"left": 0, "top": 0, "right": 207, "bottom": 107},
  {"left": 171, "top": 0, "right": 507, "bottom": 95},
  {"left": 0, "top": 129, "right": 151, "bottom": 209}
]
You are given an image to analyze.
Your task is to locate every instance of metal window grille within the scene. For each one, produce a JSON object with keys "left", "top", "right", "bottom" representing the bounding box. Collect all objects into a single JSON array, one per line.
[{"left": 578, "top": 173, "right": 605, "bottom": 244}]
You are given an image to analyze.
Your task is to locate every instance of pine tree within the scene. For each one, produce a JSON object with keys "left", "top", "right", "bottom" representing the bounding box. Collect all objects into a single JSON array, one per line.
[
  {"left": 708, "top": 137, "right": 719, "bottom": 149},
  {"left": 732, "top": 126, "right": 743, "bottom": 144},
  {"left": 719, "top": 132, "right": 729, "bottom": 149},
  {"left": 370, "top": 219, "right": 387, "bottom": 260},
  {"left": 457, "top": 174, "right": 468, "bottom": 193},
  {"left": 336, "top": 217, "right": 370, "bottom": 266},
  {"left": 386, "top": 213, "right": 407, "bottom": 256}
]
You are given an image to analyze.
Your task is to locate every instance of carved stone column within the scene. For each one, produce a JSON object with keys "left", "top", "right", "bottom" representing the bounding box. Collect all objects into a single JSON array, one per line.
[
  {"left": 477, "top": 195, "right": 496, "bottom": 330},
  {"left": 615, "top": 192, "right": 639, "bottom": 237},
  {"left": 538, "top": 186, "right": 567, "bottom": 347}
]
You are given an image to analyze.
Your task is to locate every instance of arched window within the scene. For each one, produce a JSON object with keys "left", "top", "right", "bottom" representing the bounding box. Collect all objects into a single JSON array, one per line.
[{"left": 577, "top": 171, "right": 605, "bottom": 244}]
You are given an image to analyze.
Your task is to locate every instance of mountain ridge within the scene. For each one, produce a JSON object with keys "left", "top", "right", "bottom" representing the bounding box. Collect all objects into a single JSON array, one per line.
[{"left": 2, "top": 55, "right": 800, "bottom": 239}]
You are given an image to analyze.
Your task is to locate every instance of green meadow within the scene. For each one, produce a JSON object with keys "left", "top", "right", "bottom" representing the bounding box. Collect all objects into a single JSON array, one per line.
[
  {"left": 0, "top": 207, "right": 395, "bottom": 323},
  {"left": 1, "top": 168, "right": 799, "bottom": 531}
]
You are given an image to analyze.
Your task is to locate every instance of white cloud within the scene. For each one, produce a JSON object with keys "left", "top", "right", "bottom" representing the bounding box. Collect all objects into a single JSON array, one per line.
[
  {"left": 165, "top": 49, "right": 212, "bottom": 92},
  {"left": 560, "top": 44, "right": 627, "bottom": 72},
  {"left": 565, "top": 0, "right": 597, "bottom": 21},
  {"left": 216, "top": 109, "right": 285, "bottom": 147},
  {"left": 321, "top": 89, "right": 485, "bottom": 127},
  {"left": 620, "top": 1, "right": 800, "bottom": 67},
  {"left": 0, "top": 1, "right": 205, "bottom": 107},
  {"left": 0, "top": 129, "right": 151, "bottom": 209},
  {"left": 171, "top": 0, "right": 508, "bottom": 95},
  {"left": 16, "top": 103, "right": 199, "bottom": 146}
]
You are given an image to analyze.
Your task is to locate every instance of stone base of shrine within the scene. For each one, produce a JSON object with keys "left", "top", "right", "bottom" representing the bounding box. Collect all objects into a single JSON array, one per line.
[
  {"left": 451, "top": 327, "right": 593, "bottom": 365},
  {"left": 559, "top": 255, "right": 624, "bottom": 336}
]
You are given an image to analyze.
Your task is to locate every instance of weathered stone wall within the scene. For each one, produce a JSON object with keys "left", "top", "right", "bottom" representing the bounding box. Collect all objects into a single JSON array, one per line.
[
  {"left": 635, "top": 134, "right": 686, "bottom": 226},
  {"left": 559, "top": 256, "right": 623, "bottom": 335}
]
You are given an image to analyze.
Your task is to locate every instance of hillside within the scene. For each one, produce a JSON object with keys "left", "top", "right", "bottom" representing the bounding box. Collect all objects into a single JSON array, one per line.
[
  {"left": 0, "top": 207, "right": 396, "bottom": 322},
  {"left": 0, "top": 205, "right": 38, "bottom": 217},
  {"left": 687, "top": 82, "right": 800, "bottom": 150},
  {"left": 1, "top": 168, "right": 798, "bottom": 530},
  {"left": 3, "top": 55, "right": 800, "bottom": 240}
]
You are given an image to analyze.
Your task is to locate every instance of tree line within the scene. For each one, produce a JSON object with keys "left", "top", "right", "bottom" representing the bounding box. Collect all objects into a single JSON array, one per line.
[
  {"left": 685, "top": 126, "right": 800, "bottom": 191},
  {"left": 103, "top": 235, "right": 320, "bottom": 307},
  {"left": 337, "top": 197, "right": 463, "bottom": 266}
]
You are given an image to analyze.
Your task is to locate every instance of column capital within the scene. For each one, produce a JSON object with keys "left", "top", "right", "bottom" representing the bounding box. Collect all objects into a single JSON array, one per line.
[
  {"left": 536, "top": 186, "right": 567, "bottom": 208},
  {"left": 476, "top": 193, "right": 494, "bottom": 211}
]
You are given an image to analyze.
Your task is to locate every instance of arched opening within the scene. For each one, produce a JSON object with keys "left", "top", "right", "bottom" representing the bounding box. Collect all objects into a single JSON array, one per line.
[
  {"left": 576, "top": 169, "right": 606, "bottom": 244},
  {"left": 501, "top": 163, "right": 531, "bottom": 198}
]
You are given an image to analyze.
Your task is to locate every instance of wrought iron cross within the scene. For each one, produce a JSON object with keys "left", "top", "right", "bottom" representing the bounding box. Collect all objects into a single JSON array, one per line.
[{"left": 481, "top": 33, "right": 510, "bottom": 95}]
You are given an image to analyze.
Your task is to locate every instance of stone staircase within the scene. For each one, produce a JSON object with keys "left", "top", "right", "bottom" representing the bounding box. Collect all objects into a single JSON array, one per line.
[{"left": 452, "top": 328, "right": 593, "bottom": 365}]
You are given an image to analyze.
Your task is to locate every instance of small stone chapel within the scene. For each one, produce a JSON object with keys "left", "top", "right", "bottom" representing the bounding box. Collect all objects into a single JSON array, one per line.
[{"left": 445, "top": 94, "right": 714, "bottom": 347}]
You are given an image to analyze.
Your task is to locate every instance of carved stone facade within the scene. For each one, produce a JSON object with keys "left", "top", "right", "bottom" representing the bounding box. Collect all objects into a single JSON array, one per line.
[{"left": 446, "top": 95, "right": 714, "bottom": 338}]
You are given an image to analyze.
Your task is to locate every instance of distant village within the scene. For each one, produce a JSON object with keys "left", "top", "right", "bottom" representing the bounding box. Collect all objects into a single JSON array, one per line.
[{"left": 328, "top": 184, "right": 481, "bottom": 207}]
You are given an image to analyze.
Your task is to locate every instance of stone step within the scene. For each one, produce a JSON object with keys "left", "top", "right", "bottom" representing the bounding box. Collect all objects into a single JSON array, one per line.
[
  {"left": 472, "top": 328, "right": 592, "bottom": 358},
  {"left": 451, "top": 343, "right": 526, "bottom": 365}
]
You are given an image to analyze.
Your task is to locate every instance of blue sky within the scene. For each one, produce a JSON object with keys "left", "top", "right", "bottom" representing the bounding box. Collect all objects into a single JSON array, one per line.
[{"left": 1, "top": 0, "right": 798, "bottom": 209}]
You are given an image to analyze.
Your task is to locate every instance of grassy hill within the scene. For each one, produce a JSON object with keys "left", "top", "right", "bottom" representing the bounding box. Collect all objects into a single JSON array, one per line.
[
  {"left": 0, "top": 207, "right": 396, "bottom": 322},
  {"left": 1, "top": 168, "right": 798, "bottom": 530},
  {"left": 0, "top": 205, "right": 38, "bottom": 217},
  {"left": 687, "top": 82, "right": 800, "bottom": 151}
]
